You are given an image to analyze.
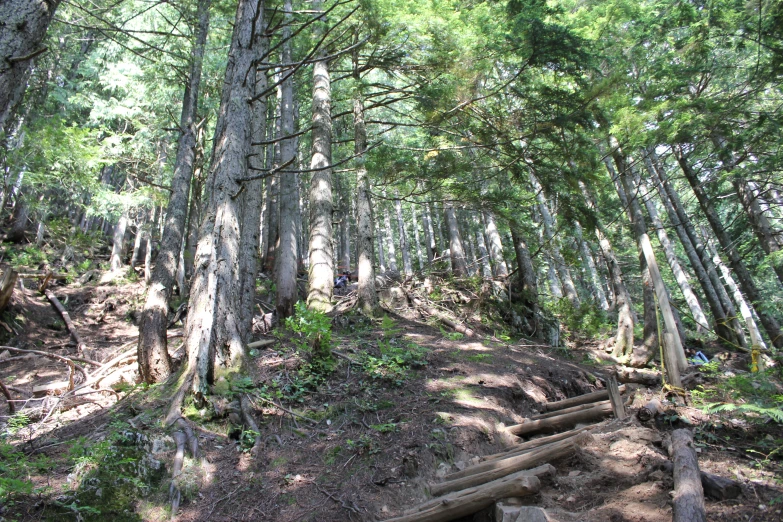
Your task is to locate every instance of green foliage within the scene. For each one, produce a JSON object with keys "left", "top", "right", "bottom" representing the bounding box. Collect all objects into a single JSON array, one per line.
[
  {"left": 0, "top": 442, "right": 34, "bottom": 502},
  {"left": 6, "top": 411, "right": 30, "bottom": 434},
  {"left": 361, "top": 339, "right": 428, "bottom": 386},
  {"left": 549, "top": 298, "right": 611, "bottom": 339},
  {"left": 8, "top": 246, "right": 49, "bottom": 270},
  {"left": 286, "top": 301, "right": 333, "bottom": 358},
  {"left": 694, "top": 369, "right": 783, "bottom": 424}
]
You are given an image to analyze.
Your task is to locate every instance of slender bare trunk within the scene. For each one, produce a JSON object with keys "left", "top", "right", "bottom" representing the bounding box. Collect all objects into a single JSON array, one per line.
[
  {"left": 394, "top": 191, "right": 413, "bottom": 276},
  {"left": 574, "top": 222, "right": 609, "bottom": 310},
  {"left": 306, "top": 0, "right": 334, "bottom": 313},
  {"left": 473, "top": 213, "right": 492, "bottom": 279},
  {"left": 110, "top": 213, "right": 129, "bottom": 271},
  {"left": 410, "top": 203, "right": 425, "bottom": 271},
  {"left": 510, "top": 224, "right": 541, "bottom": 337},
  {"left": 530, "top": 173, "right": 578, "bottom": 305},
  {"left": 275, "top": 0, "right": 298, "bottom": 319},
  {"left": 644, "top": 149, "right": 744, "bottom": 347},
  {"left": 444, "top": 202, "right": 468, "bottom": 276},
  {"left": 137, "top": 0, "right": 211, "bottom": 383},
  {"left": 675, "top": 144, "right": 783, "bottom": 349},
  {"left": 421, "top": 197, "right": 435, "bottom": 264},
  {"left": 483, "top": 210, "right": 508, "bottom": 277},
  {"left": 354, "top": 97, "right": 377, "bottom": 315}
]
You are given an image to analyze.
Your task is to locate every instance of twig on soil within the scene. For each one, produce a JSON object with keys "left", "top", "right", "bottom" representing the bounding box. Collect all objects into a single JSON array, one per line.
[
  {"left": 206, "top": 483, "right": 244, "bottom": 520},
  {"left": 0, "top": 345, "right": 93, "bottom": 381},
  {"left": 252, "top": 394, "right": 319, "bottom": 425},
  {"left": 314, "top": 484, "right": 361, "bottom": 514}
]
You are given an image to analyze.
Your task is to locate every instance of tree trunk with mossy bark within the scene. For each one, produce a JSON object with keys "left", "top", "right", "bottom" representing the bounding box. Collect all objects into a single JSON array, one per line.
[{"left": 182, "top": 0, "right": 266, "bottom": 399}]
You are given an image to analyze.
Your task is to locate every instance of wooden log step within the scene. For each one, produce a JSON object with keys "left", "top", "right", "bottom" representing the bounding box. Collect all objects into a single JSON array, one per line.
[
  {"left": 669, "top": 429, "right": 706, "bottom": 522},
  {"left": 530, "top": 400, "right": 610, "bottom": 421},
  {"left": 481, "top": 425, "right": 594, "bottom": 464},
  {"left": 544, "top": 385, "right": 625, "bottom": 412},
  {"left": 383, "top": 472, "right": 540, "bottom": 522},
  {"left": 429, "top": 435, "right": 582, "bottom": 497},
  {"left": 507, "top": 401, "right": 613, "bottom": 437}
]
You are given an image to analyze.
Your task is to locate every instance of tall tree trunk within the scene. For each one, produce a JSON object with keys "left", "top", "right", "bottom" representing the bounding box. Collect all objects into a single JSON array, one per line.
[
  {"left": 421, "top": 197, "right": 435, "bottom": 265},
  {"left": 433, "top": 202, "right": 447, "bottom": 264},
  {"left": 483, "top": 210, "right": 508, "bottom": 277},
  {"left": 144, "top": 206, "right": 157, "bottom": 285},
  {"left": 444, "top": 201, "right": 468, "bottom": 276},
  {"left": 376, "top": 219, "right": 386, "bottom": 271},
  {"left": 306, "top": 0, "right": 334, "bottom": 313},
  {"left": 674, "top": 144, "right": 783, "bottom": 349},
  {"left": 474, "top": 213, "right": 493, "bottom": 279},
  {"left": 275, "top": 0, "right": 298, "bottom": 319},
  {"left": 644, "top": 149, "right": 744, "bottom": 347},
  {"left": 394, "top": 191, "right": 413, "bottom": 276},
  {"left": 410, "top": 203, "right": 425, "bottom": 271},
  {"left": 605, "top": 146, "right": 661, "bottom": 366},
  {"left": 0, "top": 0, "right": 60, "bottom": 132},
  {"left": 381, "top": 192, "right": 398, "bottom": 272},
  {"left": 574, "top": 222, "right": 609, "bottom": 311},
  {"left": 131, "top": 211, "right": 146, "bottom": 267},
  {"left": 137, "top": 0, "right": 211, "bottom": 384},
  {"left": 634, "top": 169, "right": 709, "bottom": 334},
  {"left": 110, "top": 213, "right": 129, "bottom": 271},
  {"left": 7, "top": 192, "right": 28, "bottom": 243},
  {"left": 510, "top": 223, "right": 541, "bottom": 337},
  {"left": 702, "top": 226, "right": 767, "bottom": 350},
  {"left": 335, "top": 173, "right": 351, "bottom": 273},
  {"left": 183, "top": 0, "right": 265, "bottom": 398},
  {"left": 712, "top": 136, "right": 783, "bottom": 287},
  {"left": 581, "top": 182, "right": 635, "bottom": 359},
  {"left": 530, "top": 173, "right": 579, "bottom": 305},
  {"left": 353, "top": 96, "right": 377, "bottom": 315}
]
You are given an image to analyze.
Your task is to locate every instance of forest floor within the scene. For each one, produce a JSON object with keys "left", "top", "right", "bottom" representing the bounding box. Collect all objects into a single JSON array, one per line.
[{"left": 1, "top": 272, "right": 782, "bottom": 522}]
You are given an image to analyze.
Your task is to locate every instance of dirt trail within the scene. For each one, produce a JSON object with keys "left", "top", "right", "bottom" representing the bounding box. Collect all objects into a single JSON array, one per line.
[{"left": 0, "top": 277, "right": 781, "bottom": 522}]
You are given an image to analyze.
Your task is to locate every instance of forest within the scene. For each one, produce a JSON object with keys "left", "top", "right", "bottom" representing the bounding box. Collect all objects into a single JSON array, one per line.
[{"left": 1, "top": 0, "right": 782, "bottom": 520}]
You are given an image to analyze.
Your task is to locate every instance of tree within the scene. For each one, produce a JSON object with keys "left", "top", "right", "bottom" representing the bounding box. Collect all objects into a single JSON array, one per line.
[
  {"left": 137, "top": 0, "right": 212, "bottom": 383},
  {"left": 181, "top": 0, "right": 266, "bottom": 398}
]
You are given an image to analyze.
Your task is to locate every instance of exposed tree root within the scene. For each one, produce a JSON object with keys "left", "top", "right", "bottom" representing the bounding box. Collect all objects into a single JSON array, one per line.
[{"left": 0, "top": 345, "right": 94, "bottom": 382}]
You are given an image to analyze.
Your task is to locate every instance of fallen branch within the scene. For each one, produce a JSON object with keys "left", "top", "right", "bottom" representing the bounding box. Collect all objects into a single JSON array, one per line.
[
  {"left": 240, "top": 394, "right": 263, "bottom": 455},
  {"left": 507, "top": 402, "right": 613, "bottom": 437},
  {"left": 44, "top": 289, "right": 86, "bottom": 352},
  {"left": 429, "top": 435, "right": 582, "bottom": 497},
  {"left": 384, "top": 472, "right": 540, "bottom": 522},
  {"left": 404, "top": 289, "right": 475, "bottom": 337},
  {"left": 253, "top": 394, "right": 319, "bottom": 425},
  {"left": 247, "top": 338, "right": 276, "bottom": 350},
  {"left": 544, "top": 385, "right": 625, "bottom": 412},
  {"left": 613, "top": 366, "right": 661, "bottom": 386}
]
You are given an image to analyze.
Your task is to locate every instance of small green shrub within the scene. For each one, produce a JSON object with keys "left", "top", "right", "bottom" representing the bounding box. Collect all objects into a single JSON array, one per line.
[{"left": 286, "top": 301, "right": 332, "bottom": 358}]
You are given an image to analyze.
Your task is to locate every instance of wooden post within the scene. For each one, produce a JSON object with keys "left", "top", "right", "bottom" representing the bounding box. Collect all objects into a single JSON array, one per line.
[
  {"left": 0, "top": 268, "right": 18, "bottom": 312},
  {"left": 607, "top": 376, "right": 627, "bottom": 419},
  {"left": 663, "top": 332, "right": 683, "bottom": 388},
  {"left": 640, "top": 234, "right": 687, "bottom": 371}
]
